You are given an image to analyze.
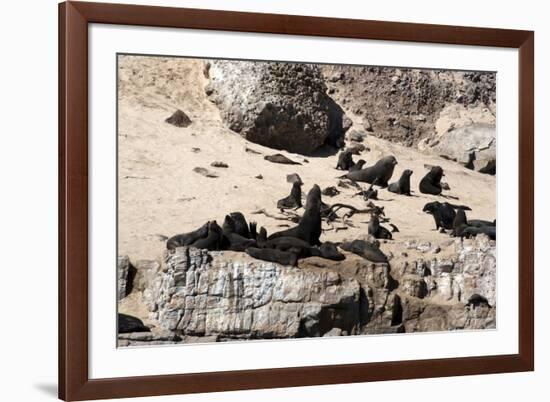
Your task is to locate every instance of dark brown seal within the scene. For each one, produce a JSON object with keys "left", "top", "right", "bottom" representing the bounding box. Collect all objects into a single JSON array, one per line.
[{"left": 343, "top": 155, "right": 398, "bottom": 187}]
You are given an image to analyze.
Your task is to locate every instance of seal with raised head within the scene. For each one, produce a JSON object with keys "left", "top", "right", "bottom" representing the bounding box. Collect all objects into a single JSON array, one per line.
[
  {"left": 422, "top": 201, "right": 471, "bottom": 231},
  {"left": 228, "top": 212, "right": 251, "bottom": 238},
  {"left": 268, "top": 185, "right": 323, "bottom": 245},
  {"left": 349, "top": 159, "right": 366, "bottom": 172},
  {"left": 191, "top": 221, "right": 223, "bottom": 250},
  {"left": 221, "top": 215, "right": 256, "bottom": 251},
  {"left": 419, "top": 166, "right": 445, "bottom": 195},
  {"left": 388, "top": 169, "right": 413, "bottom": 195},
  {"left": 245, "top": 247, "right": 298, "bottom": 266},
  {"left": 166, "top": 221, "right": 209, "bottom": 250},
  {"left": 451, "top": 208, "right": 468, "bottom": 236},
  {"left": 368, "top": 213, "right": 393, "bottom": 240},
  {"left": 277, "top": 181, "right": 303, "bottom": 210},
  {"left": 343, "top": 155, "right": 398, "bottom": 187},
  {"left": 336, "top": 150, "right": 354, "bottom": 170}
]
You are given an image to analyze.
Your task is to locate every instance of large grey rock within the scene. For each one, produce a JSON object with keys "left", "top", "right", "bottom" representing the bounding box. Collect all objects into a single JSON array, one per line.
[
  {"left": 206, "top": 60, "right": 348, "bottom": 154},
  {"left": 432, "top": 123, "right": 496, "bottom": 173}
]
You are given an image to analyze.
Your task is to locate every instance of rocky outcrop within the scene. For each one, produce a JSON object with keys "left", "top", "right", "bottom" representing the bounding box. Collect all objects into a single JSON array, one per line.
[
  {"left": 398, "top": 235, "right": 496, "bottom": 331},
  {"left": 142, "top": 247, "right": 402, "bottom": 340},
  {"left": 321, "top": 65, "right": 496, "bottom": 157},
  {"left": 206, "top": 60, "right": 349, "bottom": 154},
  {"left": 120, "top": 235, "right": 495, "bottom": 345}
]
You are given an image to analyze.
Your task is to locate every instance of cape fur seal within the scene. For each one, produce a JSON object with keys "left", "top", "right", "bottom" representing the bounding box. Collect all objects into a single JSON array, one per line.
[
  {"left": 388, "top": 169, "right": 413, "bottom": 195},
  {"left": 460, "top": 225, "right": 496, "bottom": 240},
  {"left": 368, "top": 213, "right": 392, "bottom": 240},
  {"left": 336, "top": 150, "right": 354, "bottom": 170},
  {"left": 166, "top": 221, "right": 209, "bottom": 250},
  {"left": 191, "top": 221, "right": 223, "bottom": 250},
  {"left": 228, "top": 212, "right": 251, "bottom": 238},
  {"left": 264, "top": 237, "right": 345, "bottom": 261},
  {"left": 343, "top": 155, "right": 398, "bottom": 187},
  {"left": 268, "top": 185, "right": 323, "bottom": 245},
  {"left": 277, "top": 181, "right": 303, "bottom": 210},
  {"left": 246, "top": 247, "right": 298, "bottom": 266},
  {"left": 419, "top": 166, "right": 444, "bottom": 195},
  {"left": 466, "top": 294, "right": 491, "bottom": 308},
  {"left": 349, "top": 159, "right": 366, "bottom": 172},
  {"left": 339, "top": 239, "right": 388, "bottom": 263},
  {"left": 452, "top": 209, "right": 496, "bottom": 237},
  {"left": 118, "top": 313, "right": 150, "bottom": 333},
  {"left": 221, "top": 215, "right": 256, "bottom": 251},
  {"left": 422, "top": 201, "right": 471, "bottom": 230},
  {"left": 264, "top": 154, "right": 301, "bottom": 165}
]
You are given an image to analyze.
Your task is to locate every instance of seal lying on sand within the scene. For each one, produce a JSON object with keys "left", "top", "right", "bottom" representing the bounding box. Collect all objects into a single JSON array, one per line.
[
  {"left": 264, "top": 154, "right": 301, "bottom": 165},
  {"left": 342, "top": 156, "right": 398, "bottom": 187},
  {"left": 419, "top": 166, "right": 445, "bottom": 195},
  {"left": 422, "top": 201, "right": 471, "bottom": 231},
  {"left": 166, "top": 221, "right": 209, "bottom": 250},
  {"left": 388, "top": 169, "right": 413, "bottom": 195},
  {"left": 339, "top": 239, "right": 388, "bottom": 263},
  {"left": 268, "top": 185, "right": 323, "bottom": 245}
]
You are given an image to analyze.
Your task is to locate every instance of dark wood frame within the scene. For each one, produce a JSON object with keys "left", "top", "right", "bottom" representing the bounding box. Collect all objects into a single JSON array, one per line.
[{"left": 59, "top": 1, "right": 534, "bottom": 400}]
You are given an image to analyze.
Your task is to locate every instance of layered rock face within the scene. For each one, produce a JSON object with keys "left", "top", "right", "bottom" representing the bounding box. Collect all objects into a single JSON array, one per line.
[
  {"left": 116, "top": 236, "right": 496, "bottom": 345},
  {"left": 142, "top": 247, "right": 389, "bottom": 339},
  {"left": 205, "top": 60, "right": 349, "bottom": 154}
]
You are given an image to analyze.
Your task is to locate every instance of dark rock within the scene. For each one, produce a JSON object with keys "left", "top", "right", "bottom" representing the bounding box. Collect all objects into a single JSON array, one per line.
[
  {"left": 165, "top": 109, "right": 192, "bottom": 127},
  {"left": 192, "top": 167, "right": 218, "bottom": 178}
]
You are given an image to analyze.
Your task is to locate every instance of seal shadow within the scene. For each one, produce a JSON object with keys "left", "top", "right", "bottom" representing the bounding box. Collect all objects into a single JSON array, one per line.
[{"left": 34, "top": 383, "right": 57, "bottom": 398}]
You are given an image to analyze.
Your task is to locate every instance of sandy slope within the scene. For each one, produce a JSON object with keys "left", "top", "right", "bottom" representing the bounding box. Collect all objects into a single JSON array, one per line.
[{"left": 117, "top": 55, "right": 496, "bottom": 264}]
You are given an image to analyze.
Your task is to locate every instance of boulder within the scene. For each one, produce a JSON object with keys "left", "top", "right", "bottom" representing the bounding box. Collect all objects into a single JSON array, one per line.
[
  {"left": 206, "top": 60, "right": 348, "bottom": 154},
  {"left": 165, "top": 109, "right": 192, "bottom": 127},
  {"left": 433, "top": 123, "right": 496, "bottom": 173}
]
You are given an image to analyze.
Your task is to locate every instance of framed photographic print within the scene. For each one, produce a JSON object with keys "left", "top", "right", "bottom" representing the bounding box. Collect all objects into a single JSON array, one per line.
[{"left": 59, "top": 1, "right": 534, "bottom": 400}]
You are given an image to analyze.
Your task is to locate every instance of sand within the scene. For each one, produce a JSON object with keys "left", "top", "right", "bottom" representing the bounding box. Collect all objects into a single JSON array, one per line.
[{"left": 117, "top": 55, "right": 496, "bottom": 264}]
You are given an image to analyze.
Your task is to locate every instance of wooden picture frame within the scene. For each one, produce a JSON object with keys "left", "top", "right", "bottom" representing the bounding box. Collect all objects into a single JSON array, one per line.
[{"left": 59, "top": 1, "right": 534, "bottom": 400}]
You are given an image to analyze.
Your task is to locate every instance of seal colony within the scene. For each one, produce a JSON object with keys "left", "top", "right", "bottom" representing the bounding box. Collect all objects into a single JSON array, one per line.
[
  {"left": 166, "top": 153, "right": 497, "bottom": 268},
  {"left": 117, "top": 55, "right": 498, "bottom": 342}
]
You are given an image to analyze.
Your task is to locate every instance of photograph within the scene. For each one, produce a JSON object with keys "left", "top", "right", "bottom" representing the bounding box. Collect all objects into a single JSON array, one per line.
[{"left": 116, "top": 54, "right": 497, "bottom": 347}]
